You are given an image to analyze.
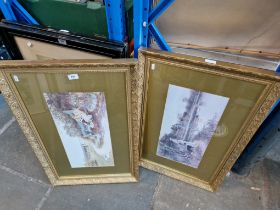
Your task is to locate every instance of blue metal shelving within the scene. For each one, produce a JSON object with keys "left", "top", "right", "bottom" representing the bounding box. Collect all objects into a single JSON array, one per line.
[
  {"left": 0, "top": 0, "right": 38, "bottom": 24},
  {"left": 133, "top": 0, "right": 174, "bottom": 57},
  {"left": 104, "top": 0, "right": 126, "bottom": 42}
]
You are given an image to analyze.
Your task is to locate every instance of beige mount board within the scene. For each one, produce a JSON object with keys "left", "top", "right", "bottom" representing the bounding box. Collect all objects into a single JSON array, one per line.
[{"left": 15, "top": 36, "right": 108, "bottom": 60}]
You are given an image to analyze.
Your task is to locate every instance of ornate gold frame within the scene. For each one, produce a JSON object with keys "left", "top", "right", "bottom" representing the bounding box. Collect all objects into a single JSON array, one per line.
[
  {"left": 138, "top": 48, "right": 280, "bottom": 191},
  {"left": 0, "top": 59, "right": 142, "bottom": 186}
]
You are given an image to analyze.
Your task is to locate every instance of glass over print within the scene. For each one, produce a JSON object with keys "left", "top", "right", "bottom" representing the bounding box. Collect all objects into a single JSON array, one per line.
[
  {"left": 139, "top": 48, "right": 280, "bottom": 191},
  {"left": 44, "top": 92, "right": 114, "bottom": 168},
  {"left": 157, "top": 84, "right": 229, "bottom": 168},
  {"left": 0, "top": 59, "right": 141, "bottom": 185}
]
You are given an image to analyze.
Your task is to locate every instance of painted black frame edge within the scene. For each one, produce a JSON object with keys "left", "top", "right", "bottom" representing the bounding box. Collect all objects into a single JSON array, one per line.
[{"left": 0, "top": 20, "right": 128, "bottom": 59}]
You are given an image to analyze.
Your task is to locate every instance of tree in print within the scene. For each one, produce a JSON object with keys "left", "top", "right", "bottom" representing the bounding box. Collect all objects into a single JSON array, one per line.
[
  {"left": 44, "top": 92, "right": 114, "bottom": 168},
  {"left": 157, "top": 86, "right": 227, "bottom": 168},
  {"left": 44, "top": 92, "right": 106, "bottom": 147}
]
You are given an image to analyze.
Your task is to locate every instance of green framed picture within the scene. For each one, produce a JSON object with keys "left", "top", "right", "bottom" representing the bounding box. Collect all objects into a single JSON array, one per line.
[
  {"left": 0, "top": 59, "right": 142, "bottom": 185},
  {"left": 138, "top": 48, "right": 280, "bottom": 191}
]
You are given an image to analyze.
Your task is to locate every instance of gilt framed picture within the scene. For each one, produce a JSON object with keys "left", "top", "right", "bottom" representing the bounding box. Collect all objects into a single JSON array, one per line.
[
  {"left": 0, "top": 20, "right": 127, "bottom": 60},
  {"left": 0, "top": 59, "right": 141, "bottom": 185},
  {"left": 138, "top": 48, "right": 280, "bottom": 191}
]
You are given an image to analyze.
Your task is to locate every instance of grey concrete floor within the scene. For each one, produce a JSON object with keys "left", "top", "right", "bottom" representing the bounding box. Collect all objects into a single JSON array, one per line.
[{"left": 0, "top": 94, "right": 279, "bottom": 210}]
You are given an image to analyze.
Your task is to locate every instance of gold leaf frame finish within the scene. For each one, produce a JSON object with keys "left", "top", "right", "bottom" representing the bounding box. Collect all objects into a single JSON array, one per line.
[
  {"left": 0, "top": 59, "right": 142, "bottom": 186},
  {"left": 138, "top": 48, "right": 280, "bottom": 192}
]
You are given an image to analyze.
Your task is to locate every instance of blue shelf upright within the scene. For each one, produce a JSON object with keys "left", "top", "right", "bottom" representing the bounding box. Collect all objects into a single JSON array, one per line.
[
  {"left": 0, "top": 0, "right": 38, "bottom": 24},
  {"left": 276, "top": 63, "right": 280, "bottom": 72},
  {"left": 134, "top": 0, "right": 174, "bottom": 57},
  {"left": 0, "top": 0, "right": 16, "bottom": 21},
  {"left": 104, "top": 0, "right": 127, "bottom": 42}
]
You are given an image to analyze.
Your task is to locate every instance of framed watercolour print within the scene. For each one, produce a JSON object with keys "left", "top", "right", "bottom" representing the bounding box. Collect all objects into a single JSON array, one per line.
[
  {"left": 0, "top": 20, "right": 127, "bottom": 60},
  {"left": 0, "top": 59, "right": 142, "bottom": 185},
  {"left": 138, "top": 48, "right": 280, "bottom": 191}
]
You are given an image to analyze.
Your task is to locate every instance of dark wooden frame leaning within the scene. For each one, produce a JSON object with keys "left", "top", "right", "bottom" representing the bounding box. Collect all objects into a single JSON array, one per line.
[{"left": 0, "top": 20, "right": 127, "bottom": 59}]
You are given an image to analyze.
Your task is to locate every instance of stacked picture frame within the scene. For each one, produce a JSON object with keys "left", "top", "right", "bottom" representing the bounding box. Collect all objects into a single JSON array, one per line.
[
  {"left": 0, "top": 20, "right": 127, "bottom": 60},
  {"left": 0, "top": 48, "right": 279, "bottom": 191}
]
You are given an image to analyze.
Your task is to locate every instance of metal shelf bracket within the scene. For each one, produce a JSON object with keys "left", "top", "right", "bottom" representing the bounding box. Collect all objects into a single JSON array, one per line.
[{"left": 134, "top": 0, "right": 174, "bottom": 57}]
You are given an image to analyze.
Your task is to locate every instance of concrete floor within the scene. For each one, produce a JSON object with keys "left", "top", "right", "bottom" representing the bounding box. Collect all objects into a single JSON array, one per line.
[{"left": 0, "top": 94, "right": 279, "bottom": 210}]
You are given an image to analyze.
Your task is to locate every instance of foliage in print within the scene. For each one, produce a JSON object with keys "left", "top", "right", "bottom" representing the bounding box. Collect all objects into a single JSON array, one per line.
[
  {"left": 44, "top": 92, "right": 114, "bottom": 168},
  {"left": 157, "top": 85, "right": 229, "bottom": 168}
]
